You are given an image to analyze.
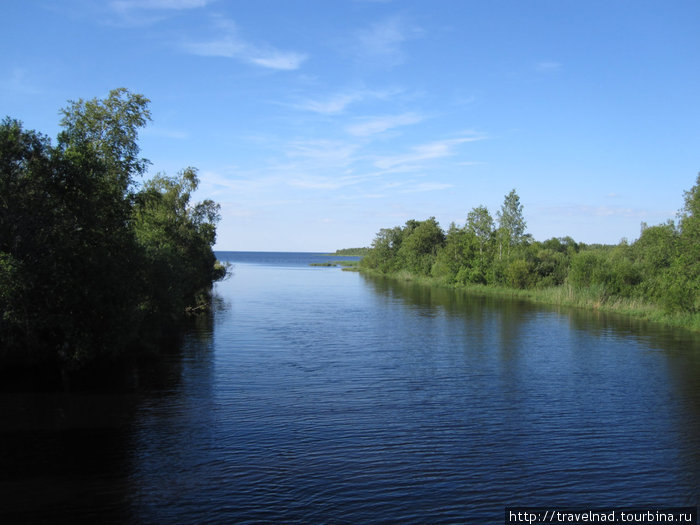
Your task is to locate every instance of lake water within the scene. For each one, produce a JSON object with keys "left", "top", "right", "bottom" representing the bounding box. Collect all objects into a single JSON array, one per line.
[{"left": 1, "top": 251, "right": 698, "bottom": 523}]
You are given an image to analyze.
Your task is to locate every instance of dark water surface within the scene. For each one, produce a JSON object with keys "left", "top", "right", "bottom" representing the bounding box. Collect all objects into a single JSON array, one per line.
[{"left": 1, "top": 251, "right": 698, "bottom": 523}]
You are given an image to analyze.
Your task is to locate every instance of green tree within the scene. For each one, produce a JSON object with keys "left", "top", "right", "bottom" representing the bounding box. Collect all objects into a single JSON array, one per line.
[
  {"left": 0, "top": 117, "right": 142, "bottom": 366},
  {"left": 133, "top": 168, "right": 223, "bottom": 326},
  {"left": 361, "top": 226, "right": 404, "bottom": 273},
  {"left": 664, "top": 174, "right": 700, "bottom": 312},
  {"left": 397, "top": 217, "right": 445, "bottom": 275},
  {"left": 1, "top": 89, "right": 225, "bottom": 370},
  {"left": 432, "top": 224, "right": 480, "bottom": 283},
  {"left": 58, "top": 88, "right": 151, "bottom": 192},
  {"left": 496, "top": 189, "right": 527, "bottom": 259},
  {"left": 466, "top": 205, "right": 494, "bottom": 256},
  {"left": 529, "top": 240, "right": 571, "bottom": 287}
]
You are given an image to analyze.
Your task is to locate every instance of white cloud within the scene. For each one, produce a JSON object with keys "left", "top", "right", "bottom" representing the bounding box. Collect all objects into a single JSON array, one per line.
[
  {"left": 400, "top": 182, "right": 454, "bottom": 193},
  {"left": 346, "top": 112, "right": 423, "bottom": 136},
  {"left": 182, "top": 18, "right": 307, "bottom": 70},
  {"left": 373, "top": 135, "right": 486, "bottom": 170},
  {"left": 536, "top": 61, "right": 562, "bottom": 72},
  {"left": 110, "top": 0, "right": 211, "bottom": 12},
  {"left": 538, "top": 204, "right": 650, "bottom": 219},
  {"left": 295, "top": 92, "right": 366, "bottom": 114},
  {"left": 249, "top": 52, "right": 307, "bottom": 71},
  {"left": 197, "top": 169, "right": 283, "bottom": 196},
  {"left": 295, "top": 88, "right": 399, "bottom": 114},
  {"left": 184, "top": 37, "right": 244, "bottom": 57},
  {"left": 455, "top": 161, "right": 486, "bottom": 167},
  {"left": 288, "top": 175, "right": 361, "bottom": 190},
  {"left": 355, "top": 16, "right": 421, "bottom": 66},
  {"left": 285, "top": 139, "right": 359, "bottom": 168}
]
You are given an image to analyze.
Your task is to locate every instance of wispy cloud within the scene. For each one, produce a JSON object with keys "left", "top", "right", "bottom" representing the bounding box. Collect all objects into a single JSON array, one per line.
[
  {"left": 294, "top": 88, "right": 399, "bottom": 114},
  {"left": 400, "top": 182, "right": 454, "bottom": 193},
  {"left": 295, "top": 92, "right": 366, "bottom": 114},
  {"left": 107, "top": 0, "right": 212, "bottom": 23},
  {"left": 346, "top": 112, "right": 424, "bottom": 136},
  {"left": 110, "top": 0, "right": 211, "bottom": 11},
  {"left": 539, "top": 204, "right": 650, "bottom": 219},
  {"left": 182, "top": 18, "right": 307, "bottom": 70},
  {"left": 355, "top": 16, "right": 422, "bottom": 66},
  {"left": 536, "top": 61, "right": 562, "bottom": 72},
  {"left": 285, "top": 139, "right": 360, "bottom": 169},
  {"left": 288, "top": 175, "right": 363, "bottom": 190},
  {"left": 373, "top": 134, "right": 486, "bottom": 170}
]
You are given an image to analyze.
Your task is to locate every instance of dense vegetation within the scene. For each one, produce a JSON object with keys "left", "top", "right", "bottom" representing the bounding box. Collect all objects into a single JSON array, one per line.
[
  {"left": 0, "top": 89, "right": 226, "bottom": 370},
  {"left": 361, "top": 180, "right": 700, "bottom": 329},
  {"left": 330, "top": 247, "right": 370, "bottom": 256}
]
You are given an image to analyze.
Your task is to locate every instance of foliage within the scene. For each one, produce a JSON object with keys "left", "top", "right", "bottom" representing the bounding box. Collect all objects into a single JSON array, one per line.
[
  {"left": 665, "top": 174, "right": 700, "bottom": 312},
  {"left": 360, "top": 183, "right": 700, "bottom": 324},
  {"left": 496, "top": 189, "right": 527, "bottom": 258},
  {"left": 133, "top": 168, "right": 223, "bottom": 331},
  {"left": 397, "top": 217, "right": 445, "bottom": 275},
  {"left": 360, "top": 226, "right": 405, "bottom": 273},
  {"left": 58, "top": 88, "right": 151, "bottom": 193},
  {"left": 466, "top": 205, "right": 495, "bottom": 255},
  {"left": 331, "top": 247, "right": 370, "bottom": 256},
  {"left": 0, "top": 90, "right": 225, "bottom": 369}
]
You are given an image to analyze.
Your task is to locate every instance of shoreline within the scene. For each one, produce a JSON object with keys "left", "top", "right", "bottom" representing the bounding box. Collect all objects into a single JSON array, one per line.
[{"left": 359, "top": 268, "right": 700, "bottom": 333}]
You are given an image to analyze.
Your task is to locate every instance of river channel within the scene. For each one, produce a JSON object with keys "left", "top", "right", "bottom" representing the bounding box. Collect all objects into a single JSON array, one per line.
[{"left": 1, "top": 251, "right": 698, "bottom": 523}]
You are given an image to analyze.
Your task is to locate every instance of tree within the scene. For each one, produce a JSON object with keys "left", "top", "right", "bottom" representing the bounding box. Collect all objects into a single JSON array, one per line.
[
  {"left": 58, "top": 87, "right": 151, "bottom": 193},
  {"left": 496, "top": 189, "right": 527, "bottom": 258},
  {"left": 133, "top": 168, "right": 223, "bottom": 324},
  {"left": 397, "top": 217, "right": 445, "bottom": 275},
  {"left": 361, "top": 226, "right": 404, "bottom": 273},
  {"left": 664, "top": 173, "right": 700, "bottom": 312},
  {"left": 0, "top": 89, "right": 225, "bottom": 370},
  {"left": 0, "top": 116, "right": 142, "bottom": 366},
  {"left": 466, "top": 205, "right": 494, "bottom": 256}
]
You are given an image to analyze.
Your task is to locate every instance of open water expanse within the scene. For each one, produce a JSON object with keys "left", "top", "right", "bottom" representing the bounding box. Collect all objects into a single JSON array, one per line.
[{"left": 1, "top": 251, "right": 699, "bottom": 523}]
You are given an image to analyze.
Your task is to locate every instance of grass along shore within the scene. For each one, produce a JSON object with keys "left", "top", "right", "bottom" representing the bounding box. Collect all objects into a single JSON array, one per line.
[
  {"left": 359, "top": 268, "right": 700, "bottom": 333},
  {"left": 310, "top": 260, "right": 360, "bottom": 270}
]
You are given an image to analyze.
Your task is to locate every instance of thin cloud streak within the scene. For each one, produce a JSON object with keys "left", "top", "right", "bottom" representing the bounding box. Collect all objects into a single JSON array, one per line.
[
  {"left": 538, "top": 204, "right": 653, "bottom": 219},
  {"left": 294, "top": 88, "right": 400, "bottom": 114},
  {"left": 182, "top": 18, "right": 307, "bottom": 70},
  {"left": 288, "top": 174, "right": 365, "bottom": 190},
  {"left": 295, "top": 92, "right": 366, "bottom": 114},
  {"left": 184, "top": 37, "right": 307, "bottom": 70},
  {"left": 355, "top": 16, "right": 422, "bottom": 66},
  {"left": 346, "top": 112, "right": 424, "bottom": 136},
  {"left": 536, "top": 61, "right": 562, "bottom": 72},
  {"left": 400, "top": 182, "right": 454, "bottom": 193},
  {"left": 110, "top": 0, "right": 211, "bottom": 10},
  {"left": 284, "top": 139, "right": 360, "bottom": 168},
  {"left": 373, "top": 135, "right": 487, "bottom": 170}
]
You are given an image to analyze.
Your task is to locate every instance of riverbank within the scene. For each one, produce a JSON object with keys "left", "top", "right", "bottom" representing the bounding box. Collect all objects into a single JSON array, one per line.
[
  {"left": 359, "top": 268, "right": 700, "bottom": 333},
  {"left": 310, "top": 260, "right": 360, "bottom": 270}
]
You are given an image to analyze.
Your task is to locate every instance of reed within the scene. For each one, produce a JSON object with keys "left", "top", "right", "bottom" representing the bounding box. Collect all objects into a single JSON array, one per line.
[{"left": 360, "top": 270, "right": 700, "bottom": 332}]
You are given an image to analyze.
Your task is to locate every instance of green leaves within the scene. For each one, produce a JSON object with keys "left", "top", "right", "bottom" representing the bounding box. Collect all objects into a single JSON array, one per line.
[
  {"left": 497, "top": 189, "right": 527, "bottom": 255},
  {"left": 0, "top": 91, "right": 223, "bottom": 370},
  {"left": 58, "top": 88, "right": 152, "bottom": 192},
  {"left": 360, "top": 178, "right": 699, "bottom": 319},
  {"left": 133, "top": 168, "right": 222, "bottom": 322}
]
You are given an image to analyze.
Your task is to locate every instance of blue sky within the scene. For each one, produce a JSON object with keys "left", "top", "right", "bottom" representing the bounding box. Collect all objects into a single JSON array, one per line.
[{"left": 3, "top": 1, "right": 699, "bottom": 251}]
